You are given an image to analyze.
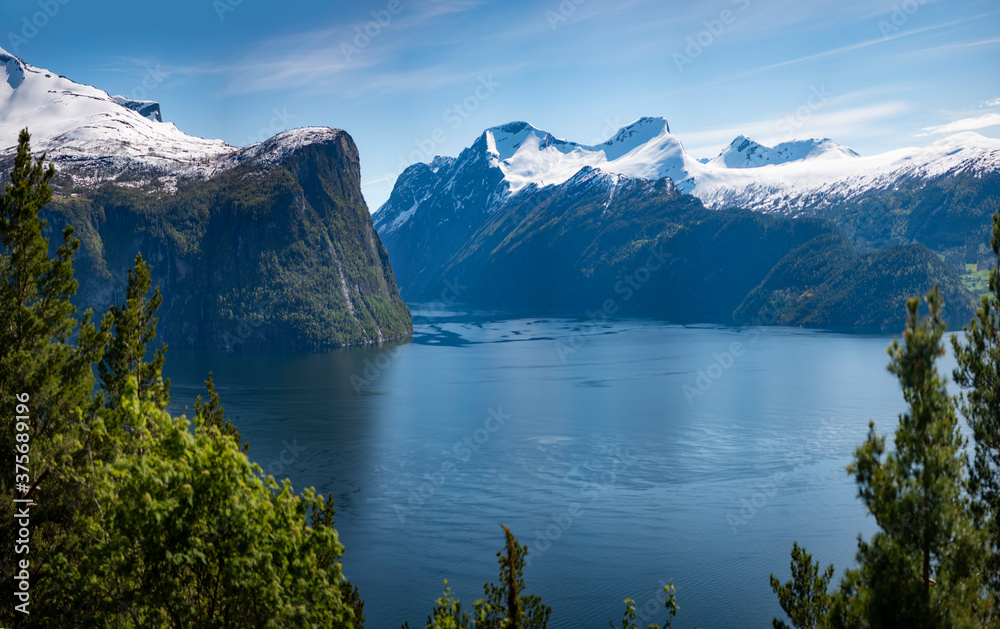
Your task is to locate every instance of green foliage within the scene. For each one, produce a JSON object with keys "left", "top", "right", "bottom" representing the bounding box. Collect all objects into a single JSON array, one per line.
[
  {"left": 479, "top": 525, "right": 551, "bottom": 629},
  {"left": 41, "top": 143, "right": 412, "bottom": 350},
  {"left": 406, "top": 581, "right": 487, "bottom": 629},
  {"left": 846, "top": 286, "right": 985, "bottom": 627},
  {"left": 383, "top": 170, "right": 973, "bottom": 331},
  {"left": 310, "top": 490, "right": 366, "bottom": 628},
  {"left": 770, "top": 286, "right": 991, "bottom": 628},
  {"left": 737, "top": 235, "right": 976, "bottom": 331},
  {"left": 770, "top": 543, "right": 834, "bottom": 629},
  {"left": 405, "top": 526, "right": 550, "bottom": 629},
  {"left": 34, "top": 379, "right": 358, "bottom": 627},
  {"left": 953, "top": 208, "right": 1000, "bottom": 610},
  {"left": 1, "top": 129, "right": 360, "bottom": 628},
  {"left": 194, "top": 372, "right": 248, "bottom": 454},
  {"left": 0, "top": 130, "right": 109, "bottom": 627},
  {"left": 98, "top": 252, "right": 170, "bottom": 409},
  {"left": 620, "top": 582, "right": 679, "bottom": 629}
]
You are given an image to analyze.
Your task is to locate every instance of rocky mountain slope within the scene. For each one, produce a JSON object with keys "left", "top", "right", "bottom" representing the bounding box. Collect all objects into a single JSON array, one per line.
[
  {"left": 1, "top": 47, "right": 411, "bottom": 349},
  {"left": 375, "top": 119, "right": 985, "bottom": 330}
]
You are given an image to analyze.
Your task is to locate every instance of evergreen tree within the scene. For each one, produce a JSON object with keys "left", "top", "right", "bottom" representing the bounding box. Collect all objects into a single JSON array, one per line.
[
  {"left": 405, "top": 527, "right": 550, "bottom": 629},
  {"left": 842, "top": 286, "right": 985, "bottom": 627},
  {"left": 478, "top": 525, "right": 551, "bottom": 629},
  {"left": 311, "top": 491, "right": 366, "bottom": 628},
  {"left": 953, "top": 208, "right": 1000, "bottom": 609},
  {"left": 98, "top": 252, "right": 169, "bottom": 409},
  {"left": 770, "top": 543, "right": 834, "bottom": 629},
  {"left": 0, "top": 130, "right": 108, "bottom": 627},
  {"left": 194, "top": 372, "right": 248, "bottom": 453}
]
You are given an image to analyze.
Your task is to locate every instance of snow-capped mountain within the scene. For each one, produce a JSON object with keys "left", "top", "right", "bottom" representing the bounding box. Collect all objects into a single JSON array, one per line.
[
  {"left": 0, "top": 47, "right": 349, "bottom": 191},
  {"left": 375, "top": 116, "right": 1000, "bottom": 233},
  {"left": 0, "top": 48, "right": 412, "bottom": 349},
  {"left": 708, "top": 135, "right": 859, "bottom": 169}
]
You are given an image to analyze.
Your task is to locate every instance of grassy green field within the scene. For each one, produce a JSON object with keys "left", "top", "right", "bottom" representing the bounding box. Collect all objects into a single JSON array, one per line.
[{"left": 962, "top": 267, "right": 991, "bottom": 296}]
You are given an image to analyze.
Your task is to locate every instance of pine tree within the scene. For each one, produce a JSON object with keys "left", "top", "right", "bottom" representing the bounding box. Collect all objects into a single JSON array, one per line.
[
  {"left": 311, "top": 491, "right": 366, "bottom": 628},
  {"left": 194, "top": 372, "right": 248, "bottom": 453},
  {"left": 953, "top": 208, "right": 1000, "bottom": 609},
  {"left": 0, "top": 129, "right": 108, "bottom": 627},
  {"left": 405, "top": 527, "right": 550, "bottom": 629},
  {"left": 478, "top": 525, "right": 551, "bottom": 629},
  {"left": 843, "top": 286, "right": 985, "bottom": 627},
  {"left": 98, "top": 252, "right": 169, "bottom": 409},
  {"left": 770, "top": 542, "right": 834, "bottom": 629}
]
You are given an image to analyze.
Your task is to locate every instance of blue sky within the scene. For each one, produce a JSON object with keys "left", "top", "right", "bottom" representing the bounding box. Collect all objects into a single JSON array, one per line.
[{"left": 3, "top": 0, "right": 999, "bottom": 209}]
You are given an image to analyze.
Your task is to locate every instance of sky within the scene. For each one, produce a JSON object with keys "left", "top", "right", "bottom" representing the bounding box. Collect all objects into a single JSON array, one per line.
[{"left": 2, "top": 0, "right": 999, "bottom": 210}]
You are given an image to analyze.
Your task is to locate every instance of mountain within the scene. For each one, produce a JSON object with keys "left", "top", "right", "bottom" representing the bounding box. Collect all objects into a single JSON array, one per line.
[
  {"left": 1, "top": 47, "right": 411, "bottom": 349},
  {"left": 708, "top": 135, "right": 859, "bottom": 168},
  {"left": 375, "top": 118, "right": 982, "bottom": 330},
  {"left": 377, "top": 117, "right": 1000, "bottom": 260}
]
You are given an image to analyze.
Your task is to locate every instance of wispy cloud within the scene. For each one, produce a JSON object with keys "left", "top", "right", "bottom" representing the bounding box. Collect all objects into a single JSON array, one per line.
[
  {"left": 664, "top": 12, "right": 994, "bottom": 98},
  {"left": 917, "top": 113, "right": 1000, "bottom": 136},
  {"left": 682, "top": 101, "right": 910, "bottom": 157},
  {"left": 197, "top": 0, "right": 492, "bottom": 97},
  {"left": 985, "top": 98, "right": 1000, "bottom": 107}
]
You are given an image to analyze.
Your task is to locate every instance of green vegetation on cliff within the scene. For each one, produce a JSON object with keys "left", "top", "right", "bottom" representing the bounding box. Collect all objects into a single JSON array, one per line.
[{"left": 41, "top": 131, "right": 411, "bottom": 349}]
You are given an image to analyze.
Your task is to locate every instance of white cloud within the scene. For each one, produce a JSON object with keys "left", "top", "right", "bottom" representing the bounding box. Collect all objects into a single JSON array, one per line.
[
  {"left": 917, "top": 113, "right": 1000, "bottom": 136},
  {"left": 985, "top": 98, "right": 1000, "bottom": 107},
  {"left": 681, "top": 101, "right": 910, "bottom": 157}
]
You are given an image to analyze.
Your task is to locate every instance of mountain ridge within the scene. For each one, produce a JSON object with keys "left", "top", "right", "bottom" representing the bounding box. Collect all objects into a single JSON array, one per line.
[{"left": 1, "top": 47, "right": 412, "bottom": 349}]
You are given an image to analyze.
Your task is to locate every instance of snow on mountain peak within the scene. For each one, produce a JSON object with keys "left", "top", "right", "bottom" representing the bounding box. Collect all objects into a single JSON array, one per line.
[
  {"left": 0, "top": 50, "right": 359, "bottom": 193},
  {"left": 475, "top": 117, "right": 699, "bottom": 195},
  {"left": 593, "top": 116, "right": 671, "bottom": 159},
  {"left": 1, "top": 49, "right": 26, "bottom": 90},
  {"left": 710, "top": 135, "right": 859, "bottom": 169}
]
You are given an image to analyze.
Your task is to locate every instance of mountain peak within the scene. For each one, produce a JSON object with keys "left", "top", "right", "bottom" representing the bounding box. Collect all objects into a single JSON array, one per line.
[
  {"left": 711, "top": 135, "right": 859, "bottom": 168},
  {"left": 596, "top": 117, "right": 671, "bottom": 158}
]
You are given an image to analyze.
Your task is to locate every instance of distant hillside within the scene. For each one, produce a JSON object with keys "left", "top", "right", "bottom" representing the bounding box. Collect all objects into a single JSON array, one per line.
[{"left": 379, "top": 163, "right": 975, "bottom": 331}]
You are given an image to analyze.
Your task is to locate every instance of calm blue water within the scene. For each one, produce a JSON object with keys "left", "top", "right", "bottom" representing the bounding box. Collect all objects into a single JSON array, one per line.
[{"left": 164, "top": 305, "right": 936, "bottom": 629}]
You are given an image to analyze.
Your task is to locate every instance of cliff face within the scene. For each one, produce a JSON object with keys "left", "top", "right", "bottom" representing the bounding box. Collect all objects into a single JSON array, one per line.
[{"left": 42, "top": 129, "right": 412, "bottom": 349}]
